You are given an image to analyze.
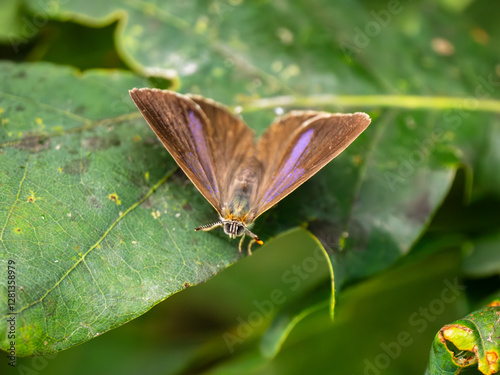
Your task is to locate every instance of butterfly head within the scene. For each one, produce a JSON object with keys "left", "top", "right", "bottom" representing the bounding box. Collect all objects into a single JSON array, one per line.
[
  {"left": 223, "top": 220, "right": 246, "bottom": 238},
  {"left": 195, "top": 218, "right": 263, "bottom": 246}
]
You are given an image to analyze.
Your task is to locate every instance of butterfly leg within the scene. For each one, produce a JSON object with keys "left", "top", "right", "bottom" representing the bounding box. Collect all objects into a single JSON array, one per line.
[
  {"left": 247, "top": 239, "right": 256, "bottom": 256},
  {"left": 238, "top": 233, "right": 246, "bottom": 253}
]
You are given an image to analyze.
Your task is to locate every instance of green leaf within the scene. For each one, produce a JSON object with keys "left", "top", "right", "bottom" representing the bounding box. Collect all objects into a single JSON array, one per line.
[
  {"left": 463, "top": 234, "right": 500, "bottom": 278},
  {"left": 258, "top": 233, "right": 334, "bottom": 359},
  {"left": 0, "top": 61, "right": 242, "bottom": 356},
  {"left": 426, "top": 304, "right": 500, "bottom": 375},
  {"left": 259, "top": 285, "right": 330, "bottom": 359},
  {"left": 207, "top": 247, "right": 467, "bottom": 375},
  {"left": 0, "top": 0, "right": 24, "bottom": 43}
]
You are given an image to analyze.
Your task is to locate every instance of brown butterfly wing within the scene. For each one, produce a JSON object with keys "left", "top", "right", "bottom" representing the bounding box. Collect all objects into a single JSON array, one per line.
[
  {"left": 248, "top": 112, "right": 371, "bottom": 222},
  {"left": 130, "top": 88, "right": 225, "bottom": 211},
  {"left": 129, "top": 88, "right": 258, "bottom": 215},
  {"left": 187, "top": 95, "right": 259, "bottom": 211}
]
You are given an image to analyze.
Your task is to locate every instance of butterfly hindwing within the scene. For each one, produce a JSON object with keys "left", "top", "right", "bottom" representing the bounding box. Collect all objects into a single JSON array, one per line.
[{"left": 187, "top": 95, "right": 260, "bottom": 212}]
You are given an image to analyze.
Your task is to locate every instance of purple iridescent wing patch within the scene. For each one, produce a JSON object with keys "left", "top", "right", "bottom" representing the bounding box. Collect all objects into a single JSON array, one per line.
[
  {"left": 184, "top": 111, "right": 219, "bottom": 197},
  {"left": 262, "top": 129, "right": 314, "bottom": 204}
]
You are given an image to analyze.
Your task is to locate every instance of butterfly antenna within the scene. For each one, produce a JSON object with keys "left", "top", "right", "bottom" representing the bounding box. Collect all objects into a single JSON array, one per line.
[
  {"left": 195, "top": 222, "right": 223, "bottom": 232},
  {"left": 244, "top": 227, "right": 264, "bottom": 245}
]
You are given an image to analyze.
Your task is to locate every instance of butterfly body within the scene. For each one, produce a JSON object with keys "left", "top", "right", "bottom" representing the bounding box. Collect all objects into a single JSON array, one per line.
[{"left": 129, "top": 88, "right": 371, "bottom": 253}]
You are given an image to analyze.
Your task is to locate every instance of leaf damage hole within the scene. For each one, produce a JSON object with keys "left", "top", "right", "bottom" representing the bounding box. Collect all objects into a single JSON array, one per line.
[{"left": 445, "top": 340, "right": 477, "bottom": 367}]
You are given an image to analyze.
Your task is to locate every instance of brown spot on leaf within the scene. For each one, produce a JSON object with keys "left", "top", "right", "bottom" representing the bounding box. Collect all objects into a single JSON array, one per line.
[
  {"left": 82, "top": 135, "right": 121, "bottom": 151},
  {"left": 63, "top": 158, "right": 90, "bottom": 175},
  {"left": 405, "top": 194, "right": 431, "bottom": 223},
  {"left": 108, "top": 193, "right": 121, "bottom": 205},
  {"left": 182, "top": 203, "right": 193, "bottom": 211},
  {"left": 144, "top": 136, "right": 158, "bottom": 145},
  {"left": 486, "top": 351, "right": 498, "bottom": 366},
  {"left": 183, "top": 282, "right": 190, "bottom": 289},
  {"left": 87, "top": 195, "right": 101, "bottom": 209},
  {"left": 14, "top": 136, "right": 50, "bottom": 152},
  {"left": 74, "top": 105, "right": 86, "bottom": 115}
]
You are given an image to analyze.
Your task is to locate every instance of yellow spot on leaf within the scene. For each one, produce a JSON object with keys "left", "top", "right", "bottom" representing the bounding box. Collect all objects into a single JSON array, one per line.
[
  {"left": 281, "top": 64, "right": 300, "bottom": 80},
  {"left": 133, "top": 135, "right": 141, "bottom": 142},
  {"left": 194, "top": 16, "right": 209, "bottom": 34},
  {"left": 7, "top": 132, "right": 12, "bottom": 137},
  {"left": 27, "top": 190, "right": 39, "bottom": 203},
  {"left": 353, "top": 155, "right": 362, "bottom": 166},
  {"left": 0, "top": 108, "right": 4, "bottom": 114},
  {"left": 57, "top": 167, "right": 63, "bottom": 173},
  {"left": 431, "top": 38, "right": 455, "bottom": 56},
  {"left": 2, "top": 119, "right": 9, "bottom": 125},
  {"left": 212, "top": 67, "right": 225, "bottom": 77},
  {"left": 470, "top": 28, "right": 489, "bottom": 45},
  {"left": 144, "top": 171, "right": 150, "bottom": 181},
  {"left": 109, "top": 193, "right": 121, "bottom": 205},
  {"left": 96, "top": 244, "right": 101, "bottom": 249},
  {"left": 271, "top": 60, "right": 283, "bottom": 73},
  {"left": 15, "top": 228, "right": 21, "bottom": 234},
  {"left": 35, "top": 117, "right": 43, "bottom": 125},
  {"left": 151, "top": 210, "right": 161, "bottom": 219}
]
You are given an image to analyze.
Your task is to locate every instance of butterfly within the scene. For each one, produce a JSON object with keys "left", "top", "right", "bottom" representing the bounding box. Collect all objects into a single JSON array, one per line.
[{"left": 129, "top": 88, "right": 371, "bottom": 254}]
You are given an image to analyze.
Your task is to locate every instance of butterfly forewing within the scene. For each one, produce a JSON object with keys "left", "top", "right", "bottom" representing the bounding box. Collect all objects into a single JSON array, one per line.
[
  {"left": 187, "top": 95, "right": 261, "bottom": 212},
  {"left": 129, "top": 88, "right": 223, "bottom": 211},
  {"left": 249, "top": 112, "right": 371, "bottom": 221}
]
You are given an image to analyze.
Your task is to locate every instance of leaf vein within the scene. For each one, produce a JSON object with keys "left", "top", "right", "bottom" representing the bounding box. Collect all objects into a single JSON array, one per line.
[
  {"left": 0, "top": 154, "right": 32, "bottom": 244},
  {"left": 5, "top": 166, "right": 178, "bottom": 318}
]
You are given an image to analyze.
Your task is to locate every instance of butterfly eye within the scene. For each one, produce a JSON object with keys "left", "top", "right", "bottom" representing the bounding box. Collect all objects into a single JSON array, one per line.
[
  {"left": 223, "top": 223, "right": 233, "bottom": 236},
  {"left": 236, "top": 225, "right": 245, "bottom": 236}
]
